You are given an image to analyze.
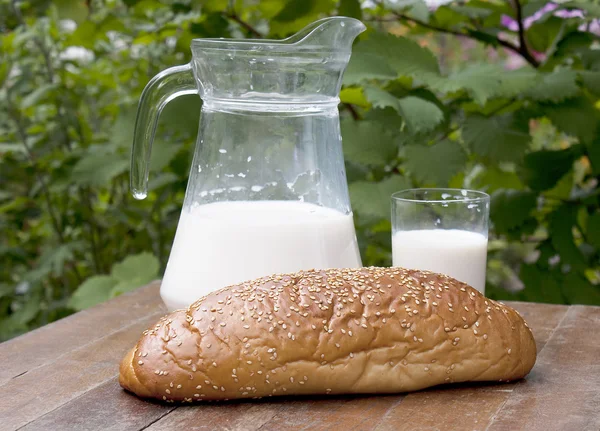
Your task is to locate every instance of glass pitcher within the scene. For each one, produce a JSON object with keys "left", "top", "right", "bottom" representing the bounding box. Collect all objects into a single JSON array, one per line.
[{"left": 131, "top": 17, "right": 365, "bottom": 311}]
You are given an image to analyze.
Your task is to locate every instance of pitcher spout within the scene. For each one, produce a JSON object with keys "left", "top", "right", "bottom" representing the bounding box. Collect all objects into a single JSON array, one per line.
[
  {"left": 190, "top": 16, "right": 366, "bottom": 102},
  {"left": 285, "top": 17, "right": 366, "bottom": 53}
]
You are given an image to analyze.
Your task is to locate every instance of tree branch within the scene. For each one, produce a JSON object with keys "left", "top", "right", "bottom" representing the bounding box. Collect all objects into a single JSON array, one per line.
[
  {"left": 388, "top": 11, "right": 540, "bottom": 68},
  {"left": 487, "top": 98, "right": 519, "bottom": 117},
  {"left": 511, "top": 0, "right": 540, "bottom": 68},
  {"left": 224, "top": 12, "right": 263, "bottom": 38},
  {"left": 344, "top": 103, "right": 360, "bottom": 120}
]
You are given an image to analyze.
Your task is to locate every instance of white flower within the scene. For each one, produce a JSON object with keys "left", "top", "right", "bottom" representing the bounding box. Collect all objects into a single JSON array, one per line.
[{"left": 59, "top": 46, "right": 95, "bottom": 63}]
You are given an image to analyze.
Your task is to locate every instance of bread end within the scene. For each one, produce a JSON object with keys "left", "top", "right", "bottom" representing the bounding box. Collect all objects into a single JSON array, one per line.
[{"left": 119, "top": 347, "right": 153, "bottom": 398}]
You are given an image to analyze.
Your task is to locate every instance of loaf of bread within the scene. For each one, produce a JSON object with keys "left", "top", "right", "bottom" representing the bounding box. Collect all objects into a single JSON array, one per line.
[{"left": 119, "top": 267, "right": 536, "bottom": 402}]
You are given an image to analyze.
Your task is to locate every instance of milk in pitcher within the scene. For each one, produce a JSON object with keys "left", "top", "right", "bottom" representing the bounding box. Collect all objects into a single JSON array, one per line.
[{"left": 161, "top": 201, "right": 362, "bottom": 310}]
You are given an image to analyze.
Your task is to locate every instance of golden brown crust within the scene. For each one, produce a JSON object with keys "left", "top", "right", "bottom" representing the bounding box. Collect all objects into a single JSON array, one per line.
[{"left": 119, "top": 267, "right": 536, "bottom": 402}]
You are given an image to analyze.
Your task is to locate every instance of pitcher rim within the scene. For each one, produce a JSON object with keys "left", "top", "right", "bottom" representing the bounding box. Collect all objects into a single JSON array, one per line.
[{"left": 190, "top": 16, "right": 365, "bottom": 51}]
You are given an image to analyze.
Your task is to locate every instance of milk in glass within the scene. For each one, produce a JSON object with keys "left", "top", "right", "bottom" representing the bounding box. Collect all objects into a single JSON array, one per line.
[{"left": 392, "top": 229, "right": 488, "bottom": 293}]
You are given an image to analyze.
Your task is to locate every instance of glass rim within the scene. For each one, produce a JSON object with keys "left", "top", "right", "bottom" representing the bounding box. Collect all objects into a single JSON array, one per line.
[{"left": 391, "top": 188, "right": 490, "bottom": 204}]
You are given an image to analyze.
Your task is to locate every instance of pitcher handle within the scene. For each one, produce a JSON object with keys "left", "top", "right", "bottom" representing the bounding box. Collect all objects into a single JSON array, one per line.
[{"left": 130, "top": 63, "right": 197, "bottom": 199}]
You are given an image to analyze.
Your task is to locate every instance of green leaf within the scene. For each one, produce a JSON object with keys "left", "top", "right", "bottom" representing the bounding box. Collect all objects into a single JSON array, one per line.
[
  {"left": 157, "top": 94, "right": 201, "bottom": 133},
  {"left": 256, "top": 0, "right": 287, "bottom": 18},
  {"left": 12, "top": 294, "right": 42, "bottom": 325},
  {"left": 132, "top": 34, "right": 155, "bottom": 45},
  {"left": 490, "top": 189, "right": 537, "bottom": 236},
  {"left": 30, "top": 242, "right": 84, "bottom": 280},
  {"left": 404, "top": 140, "right": 467, "bottom": 186},
  {"left": 400, "top": 0, "right": 430, "bottom": 23},
  {"left": 270, "top": 0, "right": 336, "bottom": 35},
  {"left": 148, "top": 172, "right": 179, "bottom": 191},
  {"left": 451, "top": 5, "right": 494, "bottom": 18},
  {"left": 396, "top": 96, "right": 445, "bottom": 135},
  {"left": 0, "top": 318, "right": 28, "bottom": 342},
  {"left": 432, "top": 5, "right": 470, "bottom": 28},
  {"left": 579, "top": 71, "right": 600, "bottom": 97},
  {"left": 0, "top": 143, "right": 27, "bottom": 154},
  {"left": 68, "top": 275, "right": 116, "bottom": 310},
  {"left": 549, "top": 205, "right": 587, "bottom": 271},
  {"left": 525, "top": 69, "right": 580, "bottom": 102},
  {"left": 66, "top": 21, "right": 97, "bottom": 49},
  {"left": 54, "top": 0, "right": 89, "bottom": 24},
  {"left": 21, "top": 84, "right": 57, "bottom": 109},
  {"left": 587, "top": 213, "right": 600, "bottom": 249},
  {"left": 469, "top": 166, "right": 523, "bottom": 194},
  {"left": 342, "top": 119, "right": 399, "bottom": 166},
  {"left": 189, "top": 13, "right": 231, "bottom": 38},
  {"left": 343, "top": 53, "right": 397, "bottom": 85},
  {"left": 198, "top": 0, "right": 229, "bottom": 12},
  {"left": 562, "top": 0, "right": 600, "bottom": 17},
  {"left": 428, "top": 65, "right": 536, "bottom": 105},
  {"left": 98, "top": 16, "right": 127, "bottom": 33},
  {"left": 544, "top": 170, "right": 574, "bottom": 200},
  {"left": 363, "top": 87, "right": 444, "bottom": 134},
  {"left": 520, "top": 145, "right": 583, "bottom": 191},
  {"left": 338, "top": 0, "right": 362, "bottom": 19},
  {"left": 362, "top": 107, "right": 405, "bottom": 132},
  {"left": 273, "top": 0, "right": 317, "bottom": 21},
  {"left": 466, "top": 29, "right": 502, "bottom": 47},
  {"left": 110, "top": 107, "right": 137, "bottom": 150},
  {"left": 526, "top": 16, "right": 564, "bottom": 53},
  {"left": 340, "top": 87, "right": 369, "bottom": 107},
  {"left": 549, "top": 31, "right": 597, "bottom": 69},
  {"left": 522, "top": 0, "right": 551, "bottom": 17},
  {"left": 562, "top": 272, "right": 600, "bottom": 306},
  {"left": 71, "top": 151, "right": 129, "bottom": 186},
  {"left": 587, "top": 140, "right": 600, "bottom": 175},
  {"left": 150, "top": 139, "right": 183, "bottom": 172},
  {"left": 544, "top": 96, "right": 599, "bottom": 144},
  {"left": 0, "top": 56, "right": 9, "bottom": 86},
  {"left": 519, "top": 264, "right": 566, "bottom": 304},
  {"left": 350, "top": 175, "right": 411, "bottom": 220},
  {"left": 110, "top": 252, "right": 159, "bottom": 296},
  {"left": 133, "top": 0, "right": 166, "bottom": 16},
  {"left": 0, "top": 197, "right": 30, "bottom": 214},
  {"left": 462, "top": 114, "right": 531, "bottom": 162},
  {"left": 111, "top": 251, "right": 159, "bottom": 281},
  {"left": 349, "top": 32, "right": 439, "bottom": 83}
]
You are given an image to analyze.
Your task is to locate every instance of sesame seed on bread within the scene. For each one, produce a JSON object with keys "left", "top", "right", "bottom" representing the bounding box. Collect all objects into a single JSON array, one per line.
[{"left": 119, "top": 267, "right": 537, "bottom": 402}]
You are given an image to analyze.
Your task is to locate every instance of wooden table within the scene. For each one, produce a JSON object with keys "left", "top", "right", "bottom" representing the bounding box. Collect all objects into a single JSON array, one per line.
[{"left": 1, "top": 282, "right": 599, "bottom": 431}]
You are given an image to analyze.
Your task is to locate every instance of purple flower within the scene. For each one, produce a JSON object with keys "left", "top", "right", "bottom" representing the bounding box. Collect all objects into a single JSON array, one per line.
[
  {"left": 555, "top": 9, "right": 585, "bottom": 20},
  {"left": 500, "top": 2, "right": 599, "bottom": 38},
  {"left": 500, "top": 14, "right": 519, "bottom": 32},
  {"left": 501, "top": 2, "right": 559, "bottom": 31},
  {"left": 582, "top": 20, "right": 600, "bottom": 35}
]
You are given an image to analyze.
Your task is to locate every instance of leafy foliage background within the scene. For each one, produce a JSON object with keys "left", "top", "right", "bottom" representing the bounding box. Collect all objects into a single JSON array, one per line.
[{"left": 1, "top": 0, "right": 599, "bottom": 340}]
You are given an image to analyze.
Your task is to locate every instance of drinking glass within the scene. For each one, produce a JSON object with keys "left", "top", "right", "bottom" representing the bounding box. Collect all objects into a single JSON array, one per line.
[{"left": 391, "top": 188, "right": 490, "bottom": 293}]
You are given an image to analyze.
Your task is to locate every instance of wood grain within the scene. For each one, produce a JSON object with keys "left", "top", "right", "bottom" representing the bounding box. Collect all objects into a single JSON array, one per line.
[
  {"left": 0, "top": 282, "right": 163, "bottom": 386},
  {"left": 145, "top": 395, "right": 401, "bottom": 431},
  {"left": 145, "top": 403, "right": 278, "bottom": 431},
  {"left": 19, "top": 378, "right": 174, "bottom": 431},
  {"left": 255, "top": 395, "right": 404, "bottom": 431},
  {"left": 0, "top": 311, "right": 165, "bottom": 430},
  {"left": 487, "top": 305, "right": 600, "bottom": 431}
]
